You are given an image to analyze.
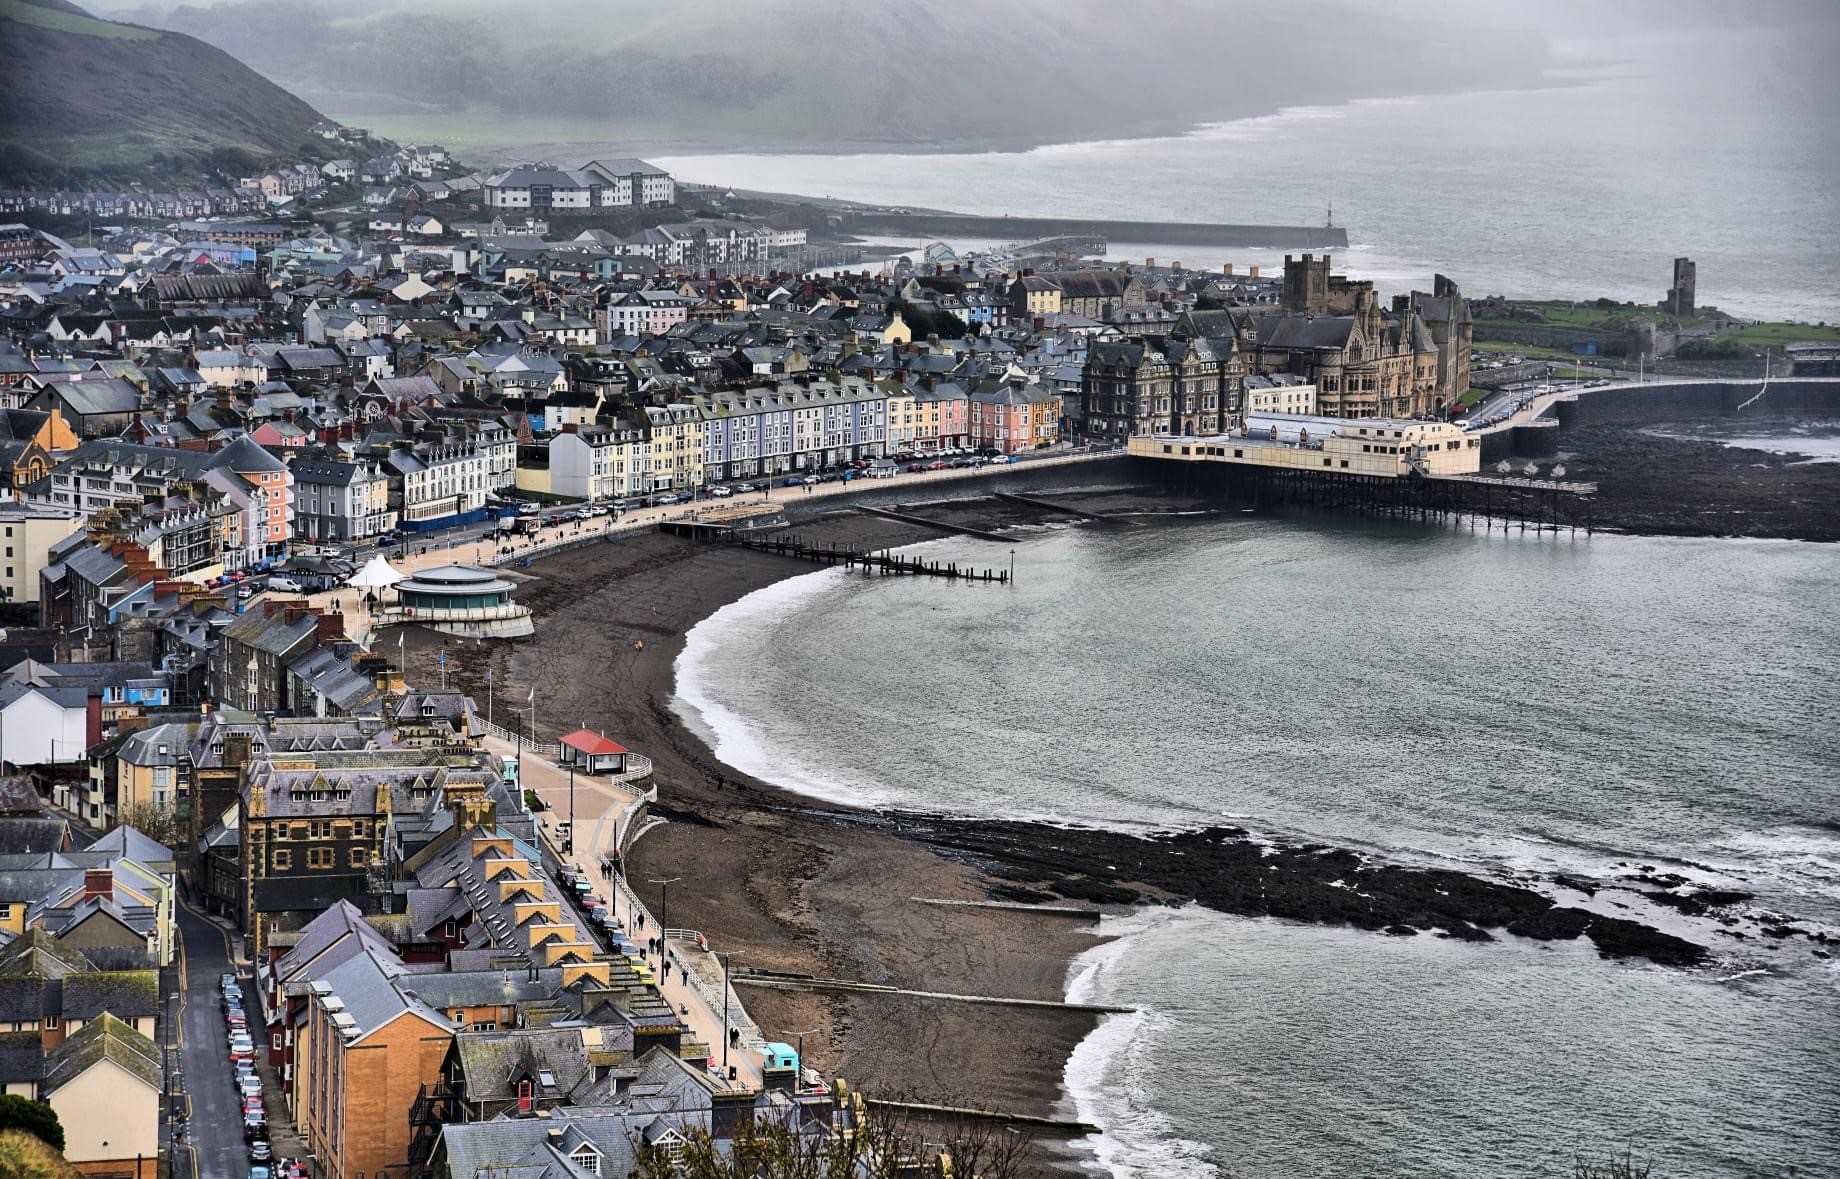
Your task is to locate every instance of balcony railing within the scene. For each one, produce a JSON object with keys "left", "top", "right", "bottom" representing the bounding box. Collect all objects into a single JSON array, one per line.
[{"left": 375, "top": 602, "right": 531, "bottom": 624}]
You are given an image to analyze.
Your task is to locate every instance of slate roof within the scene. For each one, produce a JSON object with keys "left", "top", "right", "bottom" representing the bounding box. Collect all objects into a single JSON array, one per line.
[
  {"left": 1254, "top": 314, "right": 1358, "bottom": 350},
  {"left": 42, "top": 1011, "right": 162, "bottom": 1094},
  {"left": 0, "top": 1029, "right": 44, "bottom": 1086},
  {"left": 62, "top": 969, "right": 159, "bottom": 1020}
]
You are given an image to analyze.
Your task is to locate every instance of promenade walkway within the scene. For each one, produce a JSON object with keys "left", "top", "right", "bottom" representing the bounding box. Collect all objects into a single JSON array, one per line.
[{"left": 487, "top": 732, "right": 766, "bottom": 1091}]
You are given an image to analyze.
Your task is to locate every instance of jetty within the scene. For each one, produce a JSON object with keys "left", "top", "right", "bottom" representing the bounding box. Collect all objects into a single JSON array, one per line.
[{"left": 736, "top": 533, "right": 1013, "bottom": 584}]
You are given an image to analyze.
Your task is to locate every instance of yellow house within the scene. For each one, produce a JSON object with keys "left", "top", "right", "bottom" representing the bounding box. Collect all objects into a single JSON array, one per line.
[
  {"left": 1009, "top": 274, "right": 1063, "bottom": 319},
  {"left": 879, "top": 308, "right": 913, "bottom": 346},
  {"left": 1, "top": 406, "right": 80, "bottom": 492}
]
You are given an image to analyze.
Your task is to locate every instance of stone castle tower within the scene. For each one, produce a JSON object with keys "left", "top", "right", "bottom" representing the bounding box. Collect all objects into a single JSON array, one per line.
[
  {"left": 1664, "top": 257, "right": 1697, "bottom": 318},
  {"left": 1282, "top": 253, "right": 1333, "bottom": 314}
]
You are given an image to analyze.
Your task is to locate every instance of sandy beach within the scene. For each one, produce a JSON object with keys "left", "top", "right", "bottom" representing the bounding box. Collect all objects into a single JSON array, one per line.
[{"left": 404, "top": 495, "right": 1135, "bottom": 1162}]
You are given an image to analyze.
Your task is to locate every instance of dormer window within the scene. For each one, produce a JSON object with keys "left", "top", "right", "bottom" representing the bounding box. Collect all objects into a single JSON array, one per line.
[{"left": 570, "top": 1145, "right": 603, "bottom": 1175}]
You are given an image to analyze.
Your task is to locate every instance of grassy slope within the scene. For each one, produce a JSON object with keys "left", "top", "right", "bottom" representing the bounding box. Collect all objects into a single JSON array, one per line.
[{"left": 0, "top": 0, "right": 323, "bottom": 176}]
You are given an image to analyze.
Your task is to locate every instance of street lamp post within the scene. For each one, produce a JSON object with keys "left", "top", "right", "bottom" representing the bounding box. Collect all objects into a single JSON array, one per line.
[
  {"left": 718, "top": 950, "right": 743, "bottom": 1074},
  {"left": 648, "top": 877, "right": 680, "bottom": 941}
]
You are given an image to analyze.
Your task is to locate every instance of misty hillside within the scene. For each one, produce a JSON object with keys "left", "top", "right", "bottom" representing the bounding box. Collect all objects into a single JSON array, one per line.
[
  {"left": 0, "top": 0, "right": 325, "bottom": 185},
  {"left": 115, "top": 0, "right": 1555, "bottom": 151}
]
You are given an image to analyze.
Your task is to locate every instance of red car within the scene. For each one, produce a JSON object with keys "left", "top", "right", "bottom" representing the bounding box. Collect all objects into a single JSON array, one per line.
[{"left": 926, "top": 460, "right": 948, "bottom": 470}]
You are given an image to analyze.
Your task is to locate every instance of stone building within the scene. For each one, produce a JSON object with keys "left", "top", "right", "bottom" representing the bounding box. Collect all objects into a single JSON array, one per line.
[
  {"left": 1664, "top": 256, "right": 1697, "bottom": 317},
  {"left": 1241, "top": 255, "right": 1468, "bottom": 419},
  {"left": 1080, "top": 334, "right": 1245, "bottom": 442}
]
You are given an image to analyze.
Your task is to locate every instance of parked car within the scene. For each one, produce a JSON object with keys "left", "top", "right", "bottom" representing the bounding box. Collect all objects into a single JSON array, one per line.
[
  {"left": 734, "top": 483, "right": 758, "bottom": 493},
  {"left": 220, "top": 973, "right": 238, "bottom": 991},
  {"left": 708, "top": 485, "right": 733, "bottom": 498},
  {"left": 240, "top": 1075, "right": 262, "bottom": 1100},
  {"left": 926, "top": 460, "right": 949, "bottom": 470},
  {"left": 250, "top": 1141, "right": 273, "bottom": 1163},
  {"left": 783, "top": 477, "right": 805, "bottom": 487},
  {"left": 653, "top": 493, "right": 684, "bottom": 505},
  {"left": 243, "top": 1115, "right": 268, "bottom": 1142},
  {"left": 266, "top": 577, "right": 303, "bottom": 593}
]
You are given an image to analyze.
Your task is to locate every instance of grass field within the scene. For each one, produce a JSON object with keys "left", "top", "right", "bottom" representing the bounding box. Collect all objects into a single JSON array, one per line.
[
  {"left": 1472, "top": 340, "right": 1600, "bottom": 362},
  {"left": 0, "top": 0, "right": 157, "bottom": 38},
  {"left": 1723, "top": 321, "right": 1840, "bottom": 346}
]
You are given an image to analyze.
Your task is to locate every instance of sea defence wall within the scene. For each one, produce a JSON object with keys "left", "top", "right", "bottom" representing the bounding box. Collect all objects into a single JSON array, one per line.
[
  {"left": 842, "top": 211, "right": 1348, "bottom": 250},
  {"left": 1551, "top": 378, "right": 1840, "bottom": 427},
  {"left": 1479, "top": 378, "right": 1840, "bottom": 457}
]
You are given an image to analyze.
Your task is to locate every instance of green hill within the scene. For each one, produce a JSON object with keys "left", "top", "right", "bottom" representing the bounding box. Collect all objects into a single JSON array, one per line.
[{"left": 0, "top": 0, "right": 326, "bottom": 186}]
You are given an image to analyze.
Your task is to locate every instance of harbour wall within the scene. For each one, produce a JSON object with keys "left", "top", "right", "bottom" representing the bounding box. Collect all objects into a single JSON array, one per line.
[
  {"left": 1482, "top": 378, "right": 1840, "bottom": 458},
  {"left": 842, "top": 212, "right": 1348, "bottom": 250}
]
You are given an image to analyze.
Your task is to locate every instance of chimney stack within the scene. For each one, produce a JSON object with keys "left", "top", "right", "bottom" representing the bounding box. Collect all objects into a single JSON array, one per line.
[
  {"left": 1249, "top": 265, "right": 1260, "bottom": 279},
  {"left": 1223, "top": 263, "right": 1234, "bottom": 276},
  {"left": 83, "top": 868, "right": 112, "bottom": 901}
]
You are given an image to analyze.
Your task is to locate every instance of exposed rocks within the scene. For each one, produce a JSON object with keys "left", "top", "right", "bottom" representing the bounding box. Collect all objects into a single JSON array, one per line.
[{"left": 889, "top": 818, "right": 1712, "bottom": 968}]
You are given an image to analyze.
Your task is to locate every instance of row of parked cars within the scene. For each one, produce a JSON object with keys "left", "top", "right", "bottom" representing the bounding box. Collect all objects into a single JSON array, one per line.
[{"left": 224, "top": 973, "right": 307, "bottom": 1178}]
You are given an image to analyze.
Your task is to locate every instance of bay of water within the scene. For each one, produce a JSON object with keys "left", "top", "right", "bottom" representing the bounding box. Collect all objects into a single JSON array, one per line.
[
  {"left": 657, "top": 30, "right": 1840, "bottom": 323},
  {"left": 674, "top": 518, "right": 1840, "bottom": 1176}
]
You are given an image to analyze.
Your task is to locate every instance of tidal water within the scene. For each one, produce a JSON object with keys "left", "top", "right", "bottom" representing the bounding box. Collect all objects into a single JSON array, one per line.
[
  {"left": 657, "top": 29, "right": 1840, "bottom": 323},
  {"left": 674, "top": 518, "right": 1840, "bottom": 1176}
]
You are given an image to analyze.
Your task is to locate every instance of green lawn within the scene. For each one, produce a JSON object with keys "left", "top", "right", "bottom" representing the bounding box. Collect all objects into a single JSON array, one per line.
[
  {"left": 1472, "top": 339, "right": 1600, "bottom": 362},
  {"left": 1723, "top": 321, "right": 1840, "bottom": 346},
  {"left": 0, "top": 0, "right": 158, "bottom": 39}
]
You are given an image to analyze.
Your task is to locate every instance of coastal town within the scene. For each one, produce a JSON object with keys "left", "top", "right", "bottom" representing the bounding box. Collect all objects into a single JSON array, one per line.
[{"left": 0, "top": 98, "right": 1837, "bottom": 1179}]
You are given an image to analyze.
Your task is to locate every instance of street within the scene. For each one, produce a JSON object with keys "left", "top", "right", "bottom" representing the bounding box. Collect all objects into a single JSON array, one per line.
[{"left": 174, "top": 904, "right": 246, "bottom": 1179}]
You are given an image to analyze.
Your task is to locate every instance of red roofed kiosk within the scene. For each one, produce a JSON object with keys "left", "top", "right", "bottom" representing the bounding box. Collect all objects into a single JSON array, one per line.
[{"left": 558, "top": 728, "right": 632, "bottom": 775}]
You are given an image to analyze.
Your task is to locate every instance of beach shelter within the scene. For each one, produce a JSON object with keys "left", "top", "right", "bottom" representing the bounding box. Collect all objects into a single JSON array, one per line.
[
  {"left": 558, "top": 729, "right": 632, "bottom": 774},
  {"left": 347, "top": 554, "right": 404, "bottom": 591}
]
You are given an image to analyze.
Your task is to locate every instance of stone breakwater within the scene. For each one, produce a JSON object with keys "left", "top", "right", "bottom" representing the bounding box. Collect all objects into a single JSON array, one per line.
[{"left": 840, "top": 210, "right": 1348, "bottom": 249}]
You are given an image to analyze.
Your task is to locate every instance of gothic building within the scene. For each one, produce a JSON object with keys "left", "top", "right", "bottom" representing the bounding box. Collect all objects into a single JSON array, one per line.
[
  {"left": 1079, "top": 334, "right": 1245, "bottom": 442},
  {"left": 1244, "top": 255, "right": 1470, "bottom": 419}
]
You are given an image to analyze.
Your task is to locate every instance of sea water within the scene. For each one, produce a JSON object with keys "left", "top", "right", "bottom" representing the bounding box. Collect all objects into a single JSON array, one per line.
[
  {"left": 673, "top": 518, "right": 1840, "bottom": 1176},
  {"left": 657, "top": 29, "right": 1840, "bottom": 323}
]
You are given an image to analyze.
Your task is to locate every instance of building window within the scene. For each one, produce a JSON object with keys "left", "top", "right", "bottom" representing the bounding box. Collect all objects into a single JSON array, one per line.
[
  {"left": 349, "top": 848, "right": 368, "bottom": 868},
  {"left": 307, "top": 847, "right": 334, "bottom": 869},
  {"left": 571, "top": 1146, "right": 603, "bottom": 1175},
  {"left": 273, "top": 850, "right": 291, "bottom": 870},
  {"left": 44, "top": 1014, "right": 58, "bottom": 1030},
  {"left": 517, "top": 1079, "right": 533, "bottom": 1114}
]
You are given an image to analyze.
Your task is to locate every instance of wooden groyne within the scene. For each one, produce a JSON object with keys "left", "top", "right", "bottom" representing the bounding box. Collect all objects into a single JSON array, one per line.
[
  {"left": 865, "top": 1099, "right": 1101, "bottom": 1135},
  {"left": 992, "top": 491, "right": 1113, "bottom": 522},
  {"left": 738, "top": 533, "right": 1013, "bottom": 584},
  {"left": 912, "top": 896, "right": 1103, "bottom": 919},
  {"left": 859, "top": 504, "right": 1010, "bottom": 542},
  {"left": 732, "top": 968, "right": 1131, "bottom": 1014}
]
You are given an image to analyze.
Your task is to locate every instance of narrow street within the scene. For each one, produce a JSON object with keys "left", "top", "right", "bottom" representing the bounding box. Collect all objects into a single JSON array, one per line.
[{"left": 173, "top": 903, "right": 248, "bottom": 1179}]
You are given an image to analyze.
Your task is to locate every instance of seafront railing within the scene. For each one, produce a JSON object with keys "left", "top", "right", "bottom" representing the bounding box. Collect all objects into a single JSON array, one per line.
[
  {"left": 482, "top": 719, "right": 560, "bottom": 757},
  {"left": 611, "top": 869, "right": 768, "bottom": 1060}
]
